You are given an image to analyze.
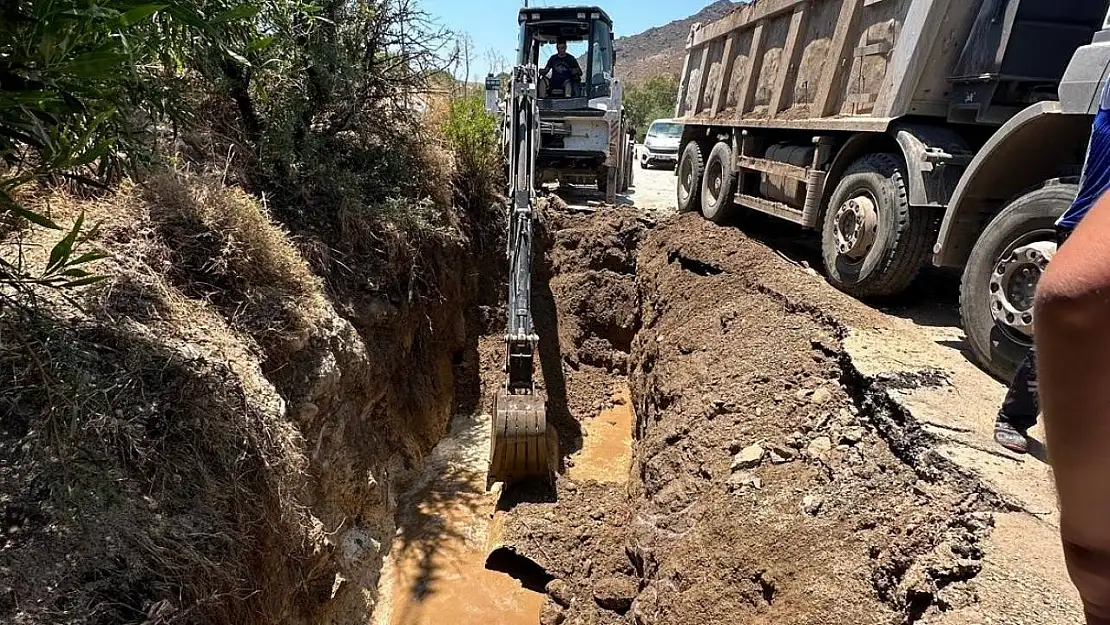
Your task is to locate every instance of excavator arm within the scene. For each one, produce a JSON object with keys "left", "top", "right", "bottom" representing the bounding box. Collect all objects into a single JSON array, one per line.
[{"left": 489, "top": 66, "right": 557, "bottom": 484}]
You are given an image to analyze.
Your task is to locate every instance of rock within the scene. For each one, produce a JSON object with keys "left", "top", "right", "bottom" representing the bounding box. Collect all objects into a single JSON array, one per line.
[
  {"left": 810, "top": 387, "right": 833, "bottom": 405},
  {"left": 807, "top": 436, "right": 833, "bottom": 457},
  {"left": 802, "top": 494, "right": 824, "bottom": 515},
  {"left": 562, "top": 480, "right": 579, "bottom": 493},
  {"left": 590, "top": 509, "right": 605, "bottom": 521},
  {"left": 769, "top": 444, "right": 796, "bottom": 463},
  {"left": 787, "top": 431, "right": 806, "bottom": 449},
  {"left": 840, "top": 427, "right": 865, "bottom": 445},
  {"left": 546, "top": 578, "right": 573, "bottom": 607},
  {"left": 541, "top": 598, "right": 567, "bottom": 625},
  {"left": 593, "top": 576, "right": 638, "bottom": 613},
  {"left": 813, "top": 412, "right": 832, "bottom": 429},
  {"left": 630, "top": 584, "right": 659, "bottom": 625},
  {"left": 731, "top": 444, "right": 765, "bottom": 470},
  {"left": 728, "top": 472, "right": 762, "bottom": 491},
  {"left": 795, "top": 389, "right": 812, "bottom": 402}
]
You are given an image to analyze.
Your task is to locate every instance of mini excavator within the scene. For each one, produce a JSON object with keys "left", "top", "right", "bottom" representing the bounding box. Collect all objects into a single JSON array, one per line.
[
  {"left": 487, "top": 63, "right": 557, "bottom": 484},
  {"left": 487, "top": 6, "right": 633, "bottom": 485}
]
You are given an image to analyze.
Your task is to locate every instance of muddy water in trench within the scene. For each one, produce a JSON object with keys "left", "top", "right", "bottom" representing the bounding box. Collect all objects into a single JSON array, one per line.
[
  {"left": 568, "top": 384, "right": 634, "bottom": 484},
  {"left": 376, "top": 384, "right": 634, "bottom": 624}
]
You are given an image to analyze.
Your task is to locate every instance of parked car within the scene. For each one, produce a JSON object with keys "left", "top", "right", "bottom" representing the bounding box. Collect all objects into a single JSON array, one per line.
[{"left": 640, "top": 119, "right": 682, "bottom": 169}]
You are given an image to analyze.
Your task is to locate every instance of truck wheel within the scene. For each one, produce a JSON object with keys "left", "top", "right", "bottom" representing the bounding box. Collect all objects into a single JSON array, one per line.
[
  {"left": 960, "top": 182, "right": 1074, "bottom": 381},
  {"left": 677, "top": 141, "right": 704, "bottom": 213},
  {"left": 821, "top": 153, "right": 932, "bottom": 298},
  {"left": 700, "top": 141, "right": 738, "bottom": 224}
]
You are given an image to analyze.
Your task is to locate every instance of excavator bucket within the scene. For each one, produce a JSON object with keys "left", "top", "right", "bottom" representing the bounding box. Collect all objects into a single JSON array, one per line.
[{"left": 489, "top": 391, "right": 557, "bottom": 484}]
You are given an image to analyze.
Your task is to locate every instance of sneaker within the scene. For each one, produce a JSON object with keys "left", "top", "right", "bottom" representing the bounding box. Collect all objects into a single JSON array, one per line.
[{"left": 994, "top": 420, "right": 1030, "bottom": 454}]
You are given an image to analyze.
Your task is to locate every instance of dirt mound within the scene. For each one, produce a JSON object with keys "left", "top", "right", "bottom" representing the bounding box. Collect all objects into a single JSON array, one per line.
[
  {"left": 491, "top": 211, "right": 999, "bottom": 625},
  {"left": 0, "top": 173, "right": 474, "bottom": 625},
  {"left": 536, "top": 202, "right": 650, "bottom": 373},
  {"left": 627, "top": 220, "right": 993, "bottom": 624},
  {"left": 529, "top": 202, "right": 652, "bottom": 462}
]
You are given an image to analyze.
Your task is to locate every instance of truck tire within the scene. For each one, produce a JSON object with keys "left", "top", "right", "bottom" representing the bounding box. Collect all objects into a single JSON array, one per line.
[
  {"left": 821, "top": 153, "right": 933, "bottom": 298},
  {"left": 701, "top": 141, "right": 739, "bottom": 224},
  {"left": 677, "top": 141, "right": 704, "bottom": 213},
  {"left": 960, "top": 182, "right": 1075, "bottom": 381}
]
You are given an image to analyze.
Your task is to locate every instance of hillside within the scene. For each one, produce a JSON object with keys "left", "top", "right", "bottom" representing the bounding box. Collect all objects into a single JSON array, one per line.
[{"left": 615, "top": 0, "right": 737, "bottom": 87}]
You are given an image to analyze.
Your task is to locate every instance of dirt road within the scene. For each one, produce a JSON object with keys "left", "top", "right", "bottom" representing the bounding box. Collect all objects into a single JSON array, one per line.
[
  {"left": 556, "top": 149, "right": 677, "bottom": 214},
  {"left": 375, "top": 181, "right": 1080, "bottom": 624}
]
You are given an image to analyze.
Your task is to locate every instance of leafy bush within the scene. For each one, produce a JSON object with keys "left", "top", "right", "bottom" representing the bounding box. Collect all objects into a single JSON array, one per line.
[
  {"left": 443, "top": 95, "right": 502, "bottom": 209},
  {"left": 0, "top": 0, "right": 259, "bottom": 296},
  {"left": 624, "top": 75, "right": 679, "bottom": 141},
  {"left": 1, "top": 0, "right": 464, "bottom": 302}
]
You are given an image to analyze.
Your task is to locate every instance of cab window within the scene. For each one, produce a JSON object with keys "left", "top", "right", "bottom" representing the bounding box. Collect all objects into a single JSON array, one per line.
[
  {"left": 588, "top": 21, "right": 613, "bottom": 97},
  {"left": 648, "top": 122, "right": 682, "bottom": 138}
]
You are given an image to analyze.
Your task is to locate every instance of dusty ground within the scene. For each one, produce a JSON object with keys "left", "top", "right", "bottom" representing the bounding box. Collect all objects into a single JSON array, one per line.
[
  {"left": 556, "top": 150, "right": 677, "bottom": 215},
  {"left": 376, "top": 187, "right": 1081, "bottom": 625}
]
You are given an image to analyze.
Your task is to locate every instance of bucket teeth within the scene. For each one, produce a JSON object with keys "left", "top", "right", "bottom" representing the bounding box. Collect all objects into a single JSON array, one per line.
[{"left": 490, "top": 391, "right": 556, "bottom": 484}]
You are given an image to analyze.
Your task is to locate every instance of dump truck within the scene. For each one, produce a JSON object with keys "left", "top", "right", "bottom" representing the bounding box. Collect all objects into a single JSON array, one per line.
[{"left": 673, "top": 0, "right": 1110, "bottom": 381}]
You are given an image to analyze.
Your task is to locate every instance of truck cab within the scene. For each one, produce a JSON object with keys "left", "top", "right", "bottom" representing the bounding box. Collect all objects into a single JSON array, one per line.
[
  {"left": 516, "top": 6, "right": 633, "bottom": 198},
  {"left": 935, "top": 0, "right": 1110, "bottom": 380}
]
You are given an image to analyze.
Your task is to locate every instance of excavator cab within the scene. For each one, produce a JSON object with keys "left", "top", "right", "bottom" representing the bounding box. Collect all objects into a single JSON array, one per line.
[
  {"left": 513, "top": 6, "right": 632, "bottom": 198},
  {"left": 517, "top": 6, "right": 615, "bottom": 108}
]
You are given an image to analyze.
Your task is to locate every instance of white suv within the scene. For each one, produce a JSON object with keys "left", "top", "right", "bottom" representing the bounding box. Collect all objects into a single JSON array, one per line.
[{"left": 639, "top": 119, "right": 682, "bottom": 169}]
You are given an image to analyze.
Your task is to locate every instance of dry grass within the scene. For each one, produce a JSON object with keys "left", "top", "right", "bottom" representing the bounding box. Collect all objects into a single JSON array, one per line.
[
  {"left": 0, "top": 98, "right": 502, "bottom": 625},
  {"left": 0, "top": 172, "right": 332, "bottom": 625}
]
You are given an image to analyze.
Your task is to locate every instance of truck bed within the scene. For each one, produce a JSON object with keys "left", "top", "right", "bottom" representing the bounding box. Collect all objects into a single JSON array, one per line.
[{"left": 674, "top": 0, "right": 981, "bottom": 132}]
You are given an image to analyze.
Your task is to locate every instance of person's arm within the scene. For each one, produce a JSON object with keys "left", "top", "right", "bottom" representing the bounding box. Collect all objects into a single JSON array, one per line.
[
  {"left": 1037, "top": 189, "right": 1110, "bottom": 625},
  {"left": 569, "top": 55, "right": 582, "bottom": 77}
]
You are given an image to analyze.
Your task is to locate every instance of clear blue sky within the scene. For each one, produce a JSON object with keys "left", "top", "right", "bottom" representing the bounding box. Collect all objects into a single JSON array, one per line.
[{"left": 421, "top": 0, "right": 725, "bottom": 78}]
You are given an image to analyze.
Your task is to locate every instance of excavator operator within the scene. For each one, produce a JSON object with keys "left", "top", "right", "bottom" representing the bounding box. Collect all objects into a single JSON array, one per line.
[{"left": 542, "top": 39, "right": 582, "bottom": 97}]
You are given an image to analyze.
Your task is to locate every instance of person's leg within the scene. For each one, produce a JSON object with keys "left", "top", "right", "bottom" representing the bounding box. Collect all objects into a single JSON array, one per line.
[
  {"left": 996, "top": 351, "right": 1039, "bottom": 453},
  {"left": 994, "top": 227, "right": 1072, "bottom": 453}
]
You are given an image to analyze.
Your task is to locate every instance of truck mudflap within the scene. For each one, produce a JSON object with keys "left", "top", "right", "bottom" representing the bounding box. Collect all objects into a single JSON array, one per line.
[{"left": 890, "top": 123, "right": 973, "bottom": 210}]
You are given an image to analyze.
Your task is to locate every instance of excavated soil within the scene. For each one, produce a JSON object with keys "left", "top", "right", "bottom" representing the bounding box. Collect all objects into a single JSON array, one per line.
[{"left": 490, "top": 210, "right": 1002, "bottom": 625}]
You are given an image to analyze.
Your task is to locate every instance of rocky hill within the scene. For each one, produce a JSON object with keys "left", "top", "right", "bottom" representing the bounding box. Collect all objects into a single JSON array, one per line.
[{"left": 615, "top": 0, "right": 738, "bottom": 87}]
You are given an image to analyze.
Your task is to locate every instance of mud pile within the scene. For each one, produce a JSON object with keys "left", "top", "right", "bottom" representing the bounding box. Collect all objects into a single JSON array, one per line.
[
  {"left": 531, "top": 202, "right": 652, "bottom": 463},
  {"left": 494, "top": 210, "right": 999, "bottom": 625}
]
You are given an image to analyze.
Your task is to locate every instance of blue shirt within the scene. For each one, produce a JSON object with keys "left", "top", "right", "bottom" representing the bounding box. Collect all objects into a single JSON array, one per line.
[{"left": 1058, "top": 81, "right": 1110, "bottom": 232}]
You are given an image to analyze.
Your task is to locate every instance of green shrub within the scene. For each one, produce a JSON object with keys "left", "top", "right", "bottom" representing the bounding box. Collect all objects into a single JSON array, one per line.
[
  {"left": 443, "top": 95, "right": 502, "bottom": 210},
  {"left": 625, "top": 75, "right": 680, "bottom": 141}
]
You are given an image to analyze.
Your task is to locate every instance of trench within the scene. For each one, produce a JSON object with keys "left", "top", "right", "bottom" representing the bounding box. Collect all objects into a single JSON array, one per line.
[
  {"left": 375, "top": 207, "right": 998, "bottom": 625},
  {"left": 373, "top": 200, "right": 645, "bottom": 625}
]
